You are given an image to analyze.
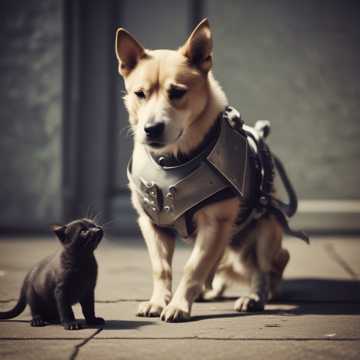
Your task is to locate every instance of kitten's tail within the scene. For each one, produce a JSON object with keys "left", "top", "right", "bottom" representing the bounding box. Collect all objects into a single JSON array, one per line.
[{"left": 0, "top": 277, "right": 27, "bottom": 319}]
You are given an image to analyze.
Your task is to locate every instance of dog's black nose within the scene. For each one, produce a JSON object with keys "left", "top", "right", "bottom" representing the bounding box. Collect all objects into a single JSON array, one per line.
[{"left": 144, "top": 121, "right": 165, "bottom": 140}]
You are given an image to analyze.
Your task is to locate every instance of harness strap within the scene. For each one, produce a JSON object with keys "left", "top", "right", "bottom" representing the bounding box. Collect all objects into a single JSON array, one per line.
[
  {"left": 272, "top": 154, "right": 297, "bottom": 217},
  {"left": 237, "top": 118, "right": 309, "bottom": 244},
  {"left": 270, "top": 155, "right": 309, "bottom": 243}
]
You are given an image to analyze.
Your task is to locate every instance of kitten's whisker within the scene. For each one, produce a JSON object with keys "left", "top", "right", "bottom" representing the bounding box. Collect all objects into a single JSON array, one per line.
[
  {"left": 93, "top": 211, "right": 103, "bottom": 224},
  {"left": 86, "top": 203, "right": 95, "bottom": 220},
  {"left": 101, "top": 218, "right": 122, "bottom": 229}
]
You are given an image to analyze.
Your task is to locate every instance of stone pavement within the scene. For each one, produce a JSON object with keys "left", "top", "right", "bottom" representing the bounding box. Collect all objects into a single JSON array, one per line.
[{"left": 0, "top": 236, "right": 359, "bottom": 360}]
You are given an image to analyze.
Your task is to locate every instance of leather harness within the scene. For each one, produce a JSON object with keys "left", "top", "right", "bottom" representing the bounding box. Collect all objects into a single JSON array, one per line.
[{"left": 128, "top": 106, "right": 309, "bottom": 243}]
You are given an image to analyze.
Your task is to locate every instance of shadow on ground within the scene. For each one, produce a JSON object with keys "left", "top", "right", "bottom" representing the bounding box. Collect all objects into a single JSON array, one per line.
[
  {"left": 279, "top": 278, "right": 360, "bottom": 302},
  {"left": 192, "top": 278, "right": 360, "bottom": 321},
  {"left": 0, "top": 319, "right": 155, "bottom": 331},
  {"left": 101, "top": 319, "right": 155, "bottom": 330}
]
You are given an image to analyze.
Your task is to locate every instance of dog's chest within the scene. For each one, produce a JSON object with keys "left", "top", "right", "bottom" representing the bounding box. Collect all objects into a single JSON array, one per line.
[{"left": 129, "top": 117, "right": 258, "bottom": 238}]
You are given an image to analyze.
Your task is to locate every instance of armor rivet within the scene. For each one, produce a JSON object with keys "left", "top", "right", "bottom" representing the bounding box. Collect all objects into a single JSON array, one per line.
[
  {"left": 259, "top": 196, "right": 268, "bottom": 206},
  {"left": 166, "top": 193, "right": 173, "bottom": 200},
  {"left": 151, "top": 207, "right": 157, "bottom": 212},
  {"left": 150, "top": 191, "right": 156, "bottom": 197},
  {"left": 164, "top": 206, "right": 171, "bottom": 213},
  {"left": 169, "top": 186, "right": 176, "bottom": 194},
  {"left": 146, "top": 181, "right": 154, "bottom": 188}
]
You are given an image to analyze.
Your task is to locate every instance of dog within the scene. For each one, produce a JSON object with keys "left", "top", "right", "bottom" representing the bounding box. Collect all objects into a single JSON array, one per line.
[{"left": 115, "top": 19, "right": 290, "bottom": 322}]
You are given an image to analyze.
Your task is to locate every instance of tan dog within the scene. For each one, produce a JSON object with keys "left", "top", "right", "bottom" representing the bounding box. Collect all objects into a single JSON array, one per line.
[{"left": 115, "top": 19, "right": 289, "bottom": 322}]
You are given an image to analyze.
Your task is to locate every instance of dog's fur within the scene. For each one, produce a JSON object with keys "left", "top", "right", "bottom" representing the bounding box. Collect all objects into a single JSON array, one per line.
[{"left": 115, "top": 19, "right": 290, "bottom": 322}]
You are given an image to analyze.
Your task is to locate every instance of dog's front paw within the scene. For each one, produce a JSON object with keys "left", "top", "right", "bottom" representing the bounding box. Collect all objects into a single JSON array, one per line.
[
  {"left": 86, "top": 317, "right": 105, "bottom": 326},
  {"left": 160, "top": 304, "right": 190, "bottom": 322},
  {"left": 63, "top": 320, "right": 82, "bottom": 330},
  {"left": 137, "top": 301, "right": 164, "bottom": 317},
  {"left": 234, "top": 294, "right": 265, "bottom": 312}
]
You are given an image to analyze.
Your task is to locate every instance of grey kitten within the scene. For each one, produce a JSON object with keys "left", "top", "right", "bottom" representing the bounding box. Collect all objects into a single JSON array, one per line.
[{"left": 0, "top": 218, "right": 105, "bottom": 330}]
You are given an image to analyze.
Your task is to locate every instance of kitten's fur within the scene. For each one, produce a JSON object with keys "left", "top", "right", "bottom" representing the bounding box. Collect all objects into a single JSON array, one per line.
[{"left": 0, "top": 219, "right": 105, "bottom": 330}]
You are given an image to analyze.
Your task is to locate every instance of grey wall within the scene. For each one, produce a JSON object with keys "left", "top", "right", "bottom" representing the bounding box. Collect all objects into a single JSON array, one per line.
[
  {"left": 207, "top": 0, "right": 360, "bottom": 200},
  {"left": 0, "top": 0, "right": 359, "bottom": 233},
  {"left": 0, "top": 0, "right": 62, "bottom": 229}
]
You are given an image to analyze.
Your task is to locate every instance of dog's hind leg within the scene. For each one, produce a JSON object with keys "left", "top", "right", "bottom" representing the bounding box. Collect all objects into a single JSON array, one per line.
[
  {"left": 269, "top": 248, "right": 290, "bottom": 300},
  {"left": 234, "top": 215, "right": 283, "bottom": 312},
  {"left": 136, "top": 215, "right": 175, "bottom": 318},
  {"left": 234, "top": 270, "right": 270, "bottom": 312}
]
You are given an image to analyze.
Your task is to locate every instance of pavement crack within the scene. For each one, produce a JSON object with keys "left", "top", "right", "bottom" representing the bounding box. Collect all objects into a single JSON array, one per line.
[
  {"left": 324, "top": 243, "right": 358, "bottom": 280},
  {"left": 86, "top": 336, "right": 360, "bottom": 342},
  {"left": 95, "top": 298, "right": 145, "bottom": 303},
  {"left": 68, "top": 328, "right": 103, "bottom": 360}
]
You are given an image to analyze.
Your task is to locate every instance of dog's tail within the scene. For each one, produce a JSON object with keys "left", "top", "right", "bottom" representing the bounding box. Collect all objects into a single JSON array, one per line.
[{"left": 0, "top": 278, "right": 27, "bottom": 319}]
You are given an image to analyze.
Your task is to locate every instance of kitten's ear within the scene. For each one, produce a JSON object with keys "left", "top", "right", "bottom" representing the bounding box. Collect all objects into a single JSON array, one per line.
[
  {"left": 115, "top": 28, "right": 145, "bottom": 76},
  {"left": 179, "top": 18, "right": 213, "bottom": 72},
  {"left": 52, "top": 224, "right": 67, "bottom": 243}
]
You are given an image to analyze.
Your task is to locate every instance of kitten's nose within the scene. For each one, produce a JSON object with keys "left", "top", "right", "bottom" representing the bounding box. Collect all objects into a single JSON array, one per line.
[
  {"left": 144, "top": 121, "right": 165, "bottom": 140},
  {"left": 94, "top": 228, "right": 103, "bottom": 238}
]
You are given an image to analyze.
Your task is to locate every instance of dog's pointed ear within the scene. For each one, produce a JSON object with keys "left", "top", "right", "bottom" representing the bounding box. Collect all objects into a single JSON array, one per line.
[
  {"left": 180, "top": 18, "right": 213, "bottom": 72},
  {"left": 51, "top": 224, "right": 67, "bottom": 243},
  {"left": 115, "top": 28, "right": 145, "bottom": 76}
]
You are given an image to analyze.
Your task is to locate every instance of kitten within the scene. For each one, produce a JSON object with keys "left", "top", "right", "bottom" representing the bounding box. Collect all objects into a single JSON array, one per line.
[{"left": 0, "top": 218, "right": 105, "bottom": 330}]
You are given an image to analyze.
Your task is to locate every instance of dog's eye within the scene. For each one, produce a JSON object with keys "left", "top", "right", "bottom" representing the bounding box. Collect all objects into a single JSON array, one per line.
[
  {"left": 168, "top": 87, "right": 187, "bottom": 101},
  {"left": 134, "top": 90, "right": 146, "bottom": 99}
]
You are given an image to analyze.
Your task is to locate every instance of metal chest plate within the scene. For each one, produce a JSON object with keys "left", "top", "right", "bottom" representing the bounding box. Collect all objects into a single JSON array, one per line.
[
  {"left": 128, "top": 116, "right": 253, "bottom": 236},
  {"left": 207, "top": 119, "right": 250, "bottom": 199}
]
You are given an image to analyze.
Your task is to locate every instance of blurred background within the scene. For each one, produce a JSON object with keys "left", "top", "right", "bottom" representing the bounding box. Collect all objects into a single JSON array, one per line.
[{"left": 0, "top": 0, "right": 359, "bottom": 237}]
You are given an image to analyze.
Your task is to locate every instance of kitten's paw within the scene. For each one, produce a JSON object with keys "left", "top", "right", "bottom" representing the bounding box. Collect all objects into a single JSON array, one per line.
[
  {"left": 63, "top": 320, "right": 82, "bottom": 330},
  {"left": 234, "top": 294, "right": 265, "bottom": 312},
  {"left": 136, "top": 301, "right": 164, "bottom": 317},
  {"left": 30, "top": 318, "right": 46, "bottom": 327},
  {"left": 160, "top": 305, "right": 190, "bottom": 322},
  {"left": 86, "top": 317, "right": 105, "bottom": 326}
]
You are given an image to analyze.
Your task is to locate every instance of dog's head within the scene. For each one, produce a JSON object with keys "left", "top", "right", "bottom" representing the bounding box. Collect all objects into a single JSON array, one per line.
[{"left": 115, "top": 19, "right": 215, "bottom": 154}]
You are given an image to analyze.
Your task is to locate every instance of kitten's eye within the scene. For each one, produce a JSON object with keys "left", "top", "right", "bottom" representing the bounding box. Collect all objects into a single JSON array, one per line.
[
  {"left": 80, "top": 230, "right": 88, "bottom": 237},
  {"left": 134, "top": 90, "right": 146, "bottom": 99}
]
